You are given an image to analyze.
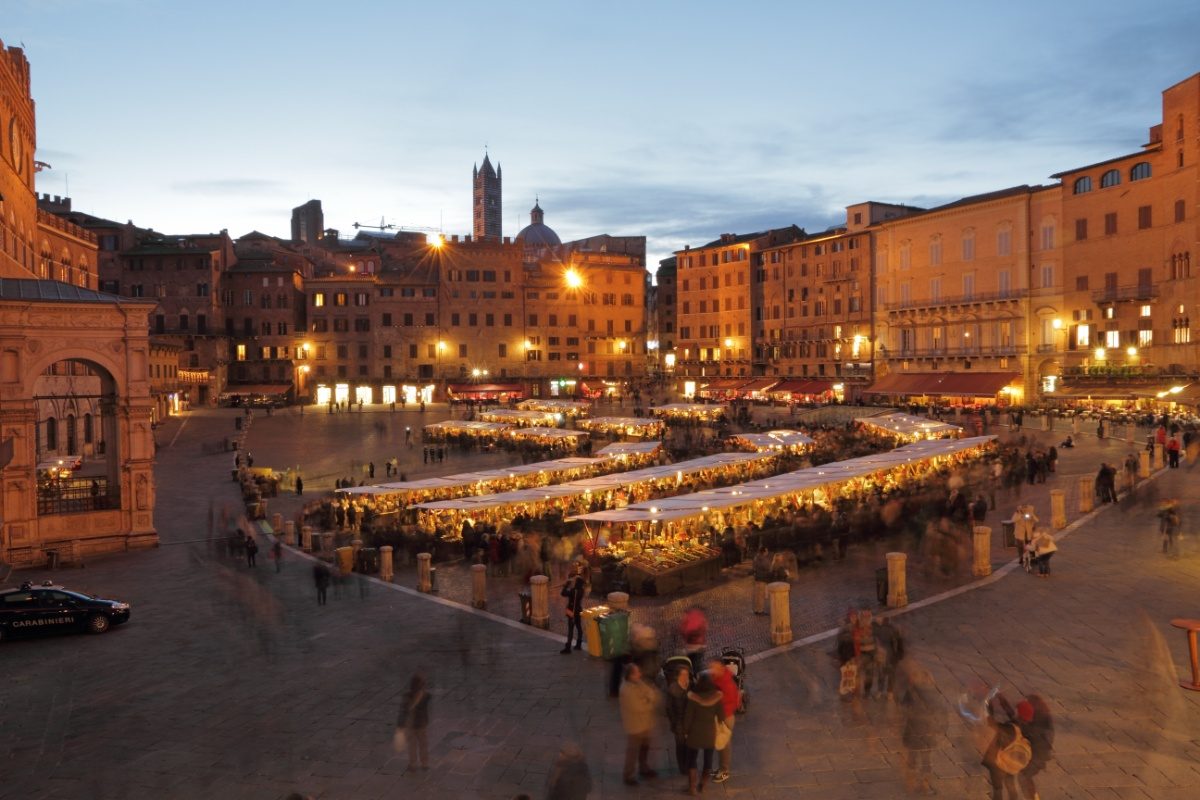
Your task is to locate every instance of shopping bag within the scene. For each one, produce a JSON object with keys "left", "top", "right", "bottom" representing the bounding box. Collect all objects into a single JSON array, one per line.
[{"left": 838, "top": 661, "right": 858, "bottom": 696}]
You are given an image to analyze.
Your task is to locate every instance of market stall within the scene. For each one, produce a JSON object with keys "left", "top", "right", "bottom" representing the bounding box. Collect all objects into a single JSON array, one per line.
[
  {"left": 595, "top": 441, "right": 664, "bottom": 464},
  {"left": 517, "top": 399, "right": 591, "bottom": 418},
  {"left": 478, "top": 408, "right": 561, "bottom": 427},
  {"left": 506, "top": 426, "right": 589, "bottom": 451},
  {"left": 422, "top": 420, "right": 514, "bottom": 443},
  {"left": 730, "top": 429, "right": 814, "bottom": 453},
  {"left": 622, "top": 542, "right": 722, "bottom": 595},
  {"left": 569, "top": 436, "right": 997, "bottom": 593},
  {"left": 576, "top": 416, "right": 665, "bottom": 439},
  {"left": 855, "top": 412, "right": 962, "bottom": 441},
  {"left": 651, "top": 403, "right": 727, "bottom": 423},
  {"left": 413, "top": 451, "right": 779, "bottom": 533}
]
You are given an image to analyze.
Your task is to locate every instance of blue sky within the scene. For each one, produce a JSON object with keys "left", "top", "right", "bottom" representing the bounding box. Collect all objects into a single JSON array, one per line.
[{"left": 9, "top": 1, "right": 1200, "bottom": 271}]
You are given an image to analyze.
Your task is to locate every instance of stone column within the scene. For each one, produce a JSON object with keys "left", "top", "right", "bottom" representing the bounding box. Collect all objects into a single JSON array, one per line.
[
  {"left": 380, "top": 546, "right": 394, "bottom": 582},
  {"left": 768, "top": 582, "right": 792, "bottom": 645},
  {"left": 886, "top": 552, "right": 908, "bottom": 608},
  {"left": 1139, "top": 450, "right": 1151, "bottom": 478},
  {"left": 530, "top": 575, "right": 550, "bottom": 629},
  {"left": 471, "top": 563, "right": 488, "bottom": 609},
  {"left": 284, "top": 520, "right": 296, "bottom": 546},
  {"left": 301, "top": 525, "right": 313, "bottom": 550},
  {"left": 1155, "top": 443, "right": 1166, "bottom": 470},
  {"left": 417, "top": 552, "right": 432, "bottom": 593},
  {"left": 271, "top": 512, "right": 283, "bottom": 532},
  {"left": 1050, "top": 489, "right": 1067, "bottom": 530},
  {"left": 1078, "top": 476, "right": 1093, "bottom": 513},
  {"left": 752, "top": 581, "right": 767, "bottom": 614},
  {"left": 606, "top": 591, "right": 630, "bottom": 611},
  {"left": 972, "top": 526, "right": 992, "bottom": 577}
]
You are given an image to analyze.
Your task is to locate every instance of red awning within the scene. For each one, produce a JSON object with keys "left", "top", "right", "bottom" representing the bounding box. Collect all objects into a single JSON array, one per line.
[
  {"left": 863, "top": 372, "right": 1020, "bottom": 398},
  {"left": 736, "top": 378, "right": 780, "bottom": 394},
  {"left": 223, "top": 384, "right": 292, "bottom": 396},
  {"left": 447, "top": 383, "right": 524, "bottom": 395},
  {"left": 770, "top": 379, "right": 834, "bottom": 395},
  {"left": 700, "top": 378, "right": 749, "bottom": 391}
]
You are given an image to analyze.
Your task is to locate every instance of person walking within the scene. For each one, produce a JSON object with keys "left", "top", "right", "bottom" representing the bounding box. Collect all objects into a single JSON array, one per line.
[
  {"left": 1012, "top": 505, "right": 1038, "bottom": 560},
  {"left": 312, "top": 562, "right": 331, "bottom": 605},
  {"left": 1016, "top": 695, "right": 1054, "bottom": 800},
  {"left": 618, "top": 663, "right": 661, "bottom": 785},
  {"left": 559, "top": 562, "right": 585, "bottom": 654},
  {"left": 680, "top": 606, "right": 708, "bottom": 675},
  {"left": 682, "top": 672, "right": 726, "bottom": 796},
  {"left": 1158, "top": 499, "right": 1182, "bottom": 557},
  {"left": 272, "top": 538, "right": 283, "bottom": 573},
  {"left": 244, "top": 533, "right": 258, "bottom": 568},
  {"left": 396, "top": 674, "right": 430, "bottom": 773},
  {"left": 873, "top": 615, "right": 904, "bottom": 699},
  {"left": 981, "top": 692, "right": 1028, "bottom": 800},
  {"left": 900, "top": 665, "right": 943, "bottom": 796},
  {"left": 664, "top": 663, "right": 691, "bottom": 776},
  {"left": 295, "top": 475, "right": 303, "bottom": 495},
  {"left": 545, "top": 743, "right": 592, "bottom": 800},
  {"left": 1167, "top": 436, "right": 1181, "bottom": 468},
  {"left": 708, "top": 659, "right": 740, "bottom": 783},
  {"left": 369, "top": 461, "right": 375, "bottom": 479},
  {"left": 1029, "top": 529, "right": 1057, "bottom": 577}
]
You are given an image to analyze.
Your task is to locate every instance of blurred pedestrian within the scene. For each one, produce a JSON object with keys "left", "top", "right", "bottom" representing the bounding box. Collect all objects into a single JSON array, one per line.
[
  {"left": 707, "top": 659, "right": 739, "bottom": 783},
  {"left": 396, "top": 673, "right": 430, "bottom": 773},
  {"left": 545, "top": 743, "right": 591, "bottom": 800},
  {"left": 1158, "top": 499, "right": 1182, "bottom": 557},
  {"left": 559, "top": 562, "right": 585, "bottom": 654},
  {"left": 312, "top": 562, "right": 331, "bottom": 605},
  {"left": 244, "top": 533, "right": 258, "bottom": 568},
  {"left": 618, "top": 663, "right": 660, "bottom": 785},
  {"left": 295, "top": 475, "right": 303, "bottom": 495},
  {"left": 680, "top": 606, "right": 708, "bottom": 675},
  {"left": 900, "top": 664, "right": 943, "bottom": 796},
  {"left": 981, "top": 692, "right": 1028, "bottom": 800},
  {"left": 682, "top": 672, "right": 726, "bottom": 796},
  {"left": 664, "top": 662, "right": 691, "bottom": 776},
  {"left": 271, "top": 538, "right": 283, "bottom": 573},
  {"left": 873, "top": 615, "right": 904, "bottom": 699},
  {"left": 1016, "top": 694, "right": 1054, "bottom": 800}
]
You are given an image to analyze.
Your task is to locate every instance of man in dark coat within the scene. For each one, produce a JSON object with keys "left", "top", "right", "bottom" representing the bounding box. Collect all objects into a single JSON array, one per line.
[{"left": 560, "top": 562, "right": 586, "bottom": 654}]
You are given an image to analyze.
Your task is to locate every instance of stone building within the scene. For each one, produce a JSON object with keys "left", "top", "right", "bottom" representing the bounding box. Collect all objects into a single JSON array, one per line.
[
  {"left": 654, "top": 256, "right": 677, "bottom": 376},
  {"left": 0, "top": 39, "right": 158, "bottom": 567},
  {"left": 473, "top": 154, "right": 502, "bottom": 240}
]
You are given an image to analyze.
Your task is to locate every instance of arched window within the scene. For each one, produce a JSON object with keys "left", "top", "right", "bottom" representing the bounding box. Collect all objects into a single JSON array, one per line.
[
  {"left": 1130, "top": 162, "right": 1152, "bottom": 181},
  {"left": 1100, "top": 169, "right": 1121, "bottom": 188},
  {"left": 1073, "top": 176, "right": 1093, "bottom": 194},
  {"left": 46, "top": 417, "right": 58, "bottom": 451}
]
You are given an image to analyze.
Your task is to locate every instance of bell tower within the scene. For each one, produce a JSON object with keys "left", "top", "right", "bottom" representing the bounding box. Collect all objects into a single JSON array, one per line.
[{"left": 472, "top": 152, "right": 502, "bottom": 240}]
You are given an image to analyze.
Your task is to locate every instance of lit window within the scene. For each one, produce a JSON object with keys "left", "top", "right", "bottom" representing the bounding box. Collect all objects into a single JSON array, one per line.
[
  {"left": 1105, "top": 330, "right": 1120, "bottom": 348},
  {"left": 1075, "top": 325, "right": 1091, "bottom": 347},
  {"left": 1138, "top": 330, "right": 1153, "bottom": 346},
  {"left": 1140, "top": 305, "right": 1152, "bottom": 317},
  {"left": 313, "top": 293, "right": 325, "bottom": 307},
  {"left": 236, "top": 344, "right": 246, "bottom": 361}
]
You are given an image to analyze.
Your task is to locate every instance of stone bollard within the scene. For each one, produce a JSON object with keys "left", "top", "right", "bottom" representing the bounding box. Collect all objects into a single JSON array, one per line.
[
  {"left": 417, "top": 552, "right": 432, "bottom": 593},
  {"left": 301, "top": 525, "right": 313, "bottom": 550},
  {"left": 351, "top": 538, "right": 363, "bottom": 562},
  {"left": 1155, "top": 443, "right": 1166, "bottom": 470},
  {"left": 1041, "top": 415, "right": 1051, "bottom": 432},
  {"left": 380, "top": 546, "right": 394, "bottom": 582},
  {"left": 606, "top": 591, "right": 630, "bottom": 612},
  {"left": 271, "top": 512, "right": 283, "bottom": 532},
  {"left": 471, "top": 563, "right": 487, "bottom": 609},
  {"left": 1072, "top": 417, "right": 1080, "bottom": 435},
  {"left": 284, "top": 520, "right": 296, "bottom": 546},
  {"left": 752, "top": 580, "right": 768, "bottom": 614},
  {"left": 768, "top": 582, "right": 792, "bottom": 645},
  {"left": 530, "top": 575, "right": 550, "bottom": 629},
  {"left": 972, "top": 526, "right": 992, "bottom": 577},
  {"left": 1078, "top": 476, "right": 1094, "bottom": 513},
  {"left": 1050, "top": 489, "right": 1067, "bottom": 530},
  {"left": 1139, "top": 450, "right": 1151, "bottom": 478},
  {"left": 886, "top": 552, "right": 908, "bottom": 608}
]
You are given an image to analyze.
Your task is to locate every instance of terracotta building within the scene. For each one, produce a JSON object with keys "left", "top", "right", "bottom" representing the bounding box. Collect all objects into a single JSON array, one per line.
[
  {"left": 1048, "top": 73, "right": 1200, "bottom": 403},
  {"left": 0, "top": 39, "right": 158, "bottom": 568},
  {"left": 654, "top": 256, "right": 677, "bottom": 376}
]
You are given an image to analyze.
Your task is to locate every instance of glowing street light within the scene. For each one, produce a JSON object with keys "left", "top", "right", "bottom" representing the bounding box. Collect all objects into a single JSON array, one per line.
[
  {"left": 723, "top": 338, "right": 733, "bottom": 348},
  {"left": 1126, "top": 346, "right": 1138, "bottom": 358},
  {"left": 1094, "top": 347, "right": 1106, "bottom": 361},
  {"left": 436, "top": 340, "right": 446, "bottom": 352}
]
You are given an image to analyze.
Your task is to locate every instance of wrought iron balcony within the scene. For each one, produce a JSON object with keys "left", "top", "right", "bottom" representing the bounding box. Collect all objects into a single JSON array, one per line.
[
  {"left": 885, "top": 289, "right": 1025, "bottom": 312},
  {"left": 1091, "top": 284, "right": 1157, "bottom": 303}
]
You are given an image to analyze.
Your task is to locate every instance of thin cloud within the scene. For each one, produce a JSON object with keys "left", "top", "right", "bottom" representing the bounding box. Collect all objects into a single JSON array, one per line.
[{"left": 171, "top": 178, "right": 288, "bottom": 195}]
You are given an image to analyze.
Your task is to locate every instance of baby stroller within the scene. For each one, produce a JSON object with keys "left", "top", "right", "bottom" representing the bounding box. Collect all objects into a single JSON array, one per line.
[
  {"left": 720, "top": 646, "right": 749, "bottom": 714},
  {"left": 662, "top": 654, "right": 694, "bottom": 685},
  {"left": 1020, "top": 542, "right": 1034, "bottom": 573}
]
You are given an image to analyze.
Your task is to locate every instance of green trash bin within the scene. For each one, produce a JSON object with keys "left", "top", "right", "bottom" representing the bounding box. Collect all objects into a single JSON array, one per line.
[{"left": 597, "top": 609, "right": 630, "bottom": 660}]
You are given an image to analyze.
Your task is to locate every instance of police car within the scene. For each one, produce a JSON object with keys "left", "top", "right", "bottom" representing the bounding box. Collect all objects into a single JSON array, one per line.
[{"left": 0, "top": 581, "right": 131, "bottom": 641}]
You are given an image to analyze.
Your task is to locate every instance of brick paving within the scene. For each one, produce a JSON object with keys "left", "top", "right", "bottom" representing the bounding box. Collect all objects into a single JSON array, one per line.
[{"left": 0, "top": 407, "right": 1196, "bottom": 800}]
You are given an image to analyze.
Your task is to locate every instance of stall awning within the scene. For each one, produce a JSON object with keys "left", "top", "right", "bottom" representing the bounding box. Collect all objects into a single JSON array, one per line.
[
  {"left": 1047, "top": 385, "right": 1138, "bottom": 400},
  {"left": 736, "top": 378, "right": 780, "bottom": 394},
  {"left": 447, "top": 383, "right": 523, "bottom": 395},
  {"left": 769, "top": 379, "right": 834, "bottom": 395},
  {"left": 224, "top": 384, "right": 292, "bottom": 396},
  {"left": 700, "top": 378, "right": 749, "bottom": 392},
  {"left": 863, "top": 372, "right": 1020, "bottom": 397}
]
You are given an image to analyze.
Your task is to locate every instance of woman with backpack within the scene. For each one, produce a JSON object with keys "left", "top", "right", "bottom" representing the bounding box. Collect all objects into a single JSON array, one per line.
[{"left": 981, "top": 692, "right": 1029, "bottom": 800}]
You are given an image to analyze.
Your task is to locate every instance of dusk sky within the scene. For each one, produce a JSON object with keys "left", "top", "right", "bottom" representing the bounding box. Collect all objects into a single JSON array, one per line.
[{"left": 10, "top": 1, "right": 1200, "bottom": 271}]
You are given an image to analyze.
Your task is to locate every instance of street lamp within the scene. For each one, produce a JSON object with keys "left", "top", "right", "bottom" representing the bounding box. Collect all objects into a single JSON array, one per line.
[{"left": 564, "top": 267, "right": 583, "bottom": 289}]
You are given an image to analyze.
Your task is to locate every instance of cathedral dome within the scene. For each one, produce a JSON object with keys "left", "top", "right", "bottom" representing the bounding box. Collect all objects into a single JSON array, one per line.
[{"left": 515, "top": 201, "right": 562, "bottom": 250}]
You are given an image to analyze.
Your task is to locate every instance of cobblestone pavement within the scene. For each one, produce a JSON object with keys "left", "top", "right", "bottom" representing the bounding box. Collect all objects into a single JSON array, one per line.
[{"left": 0, "top": 408, "right": 1196, "bottom": 800}]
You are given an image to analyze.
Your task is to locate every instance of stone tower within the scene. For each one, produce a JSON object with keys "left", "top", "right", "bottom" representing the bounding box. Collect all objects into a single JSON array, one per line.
[{"left": 472, "top": 153, "right": 502, "bottom": 240}]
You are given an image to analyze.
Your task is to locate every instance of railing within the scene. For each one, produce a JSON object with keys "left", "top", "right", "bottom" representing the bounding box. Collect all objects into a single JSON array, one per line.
[
  {"left": 889, "top": 344, "right": 1022, "bottom": 358},
  {"left": 885, "top": 289, "right": 1025, "bottom": 311},
  {"left": 37, "top": 477, "right": 119, "bottom": 516},
  {"left": 37, "top": 209, "right": 98, "bottom": 244},
  {"left": 1092, "top": 284, "right": 1157, "bottom": 303}
]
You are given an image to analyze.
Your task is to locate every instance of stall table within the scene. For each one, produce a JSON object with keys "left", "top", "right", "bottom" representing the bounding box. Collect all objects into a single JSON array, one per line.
[{"left": 625, "top": 549, "right": 722, "bottom": 595}]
